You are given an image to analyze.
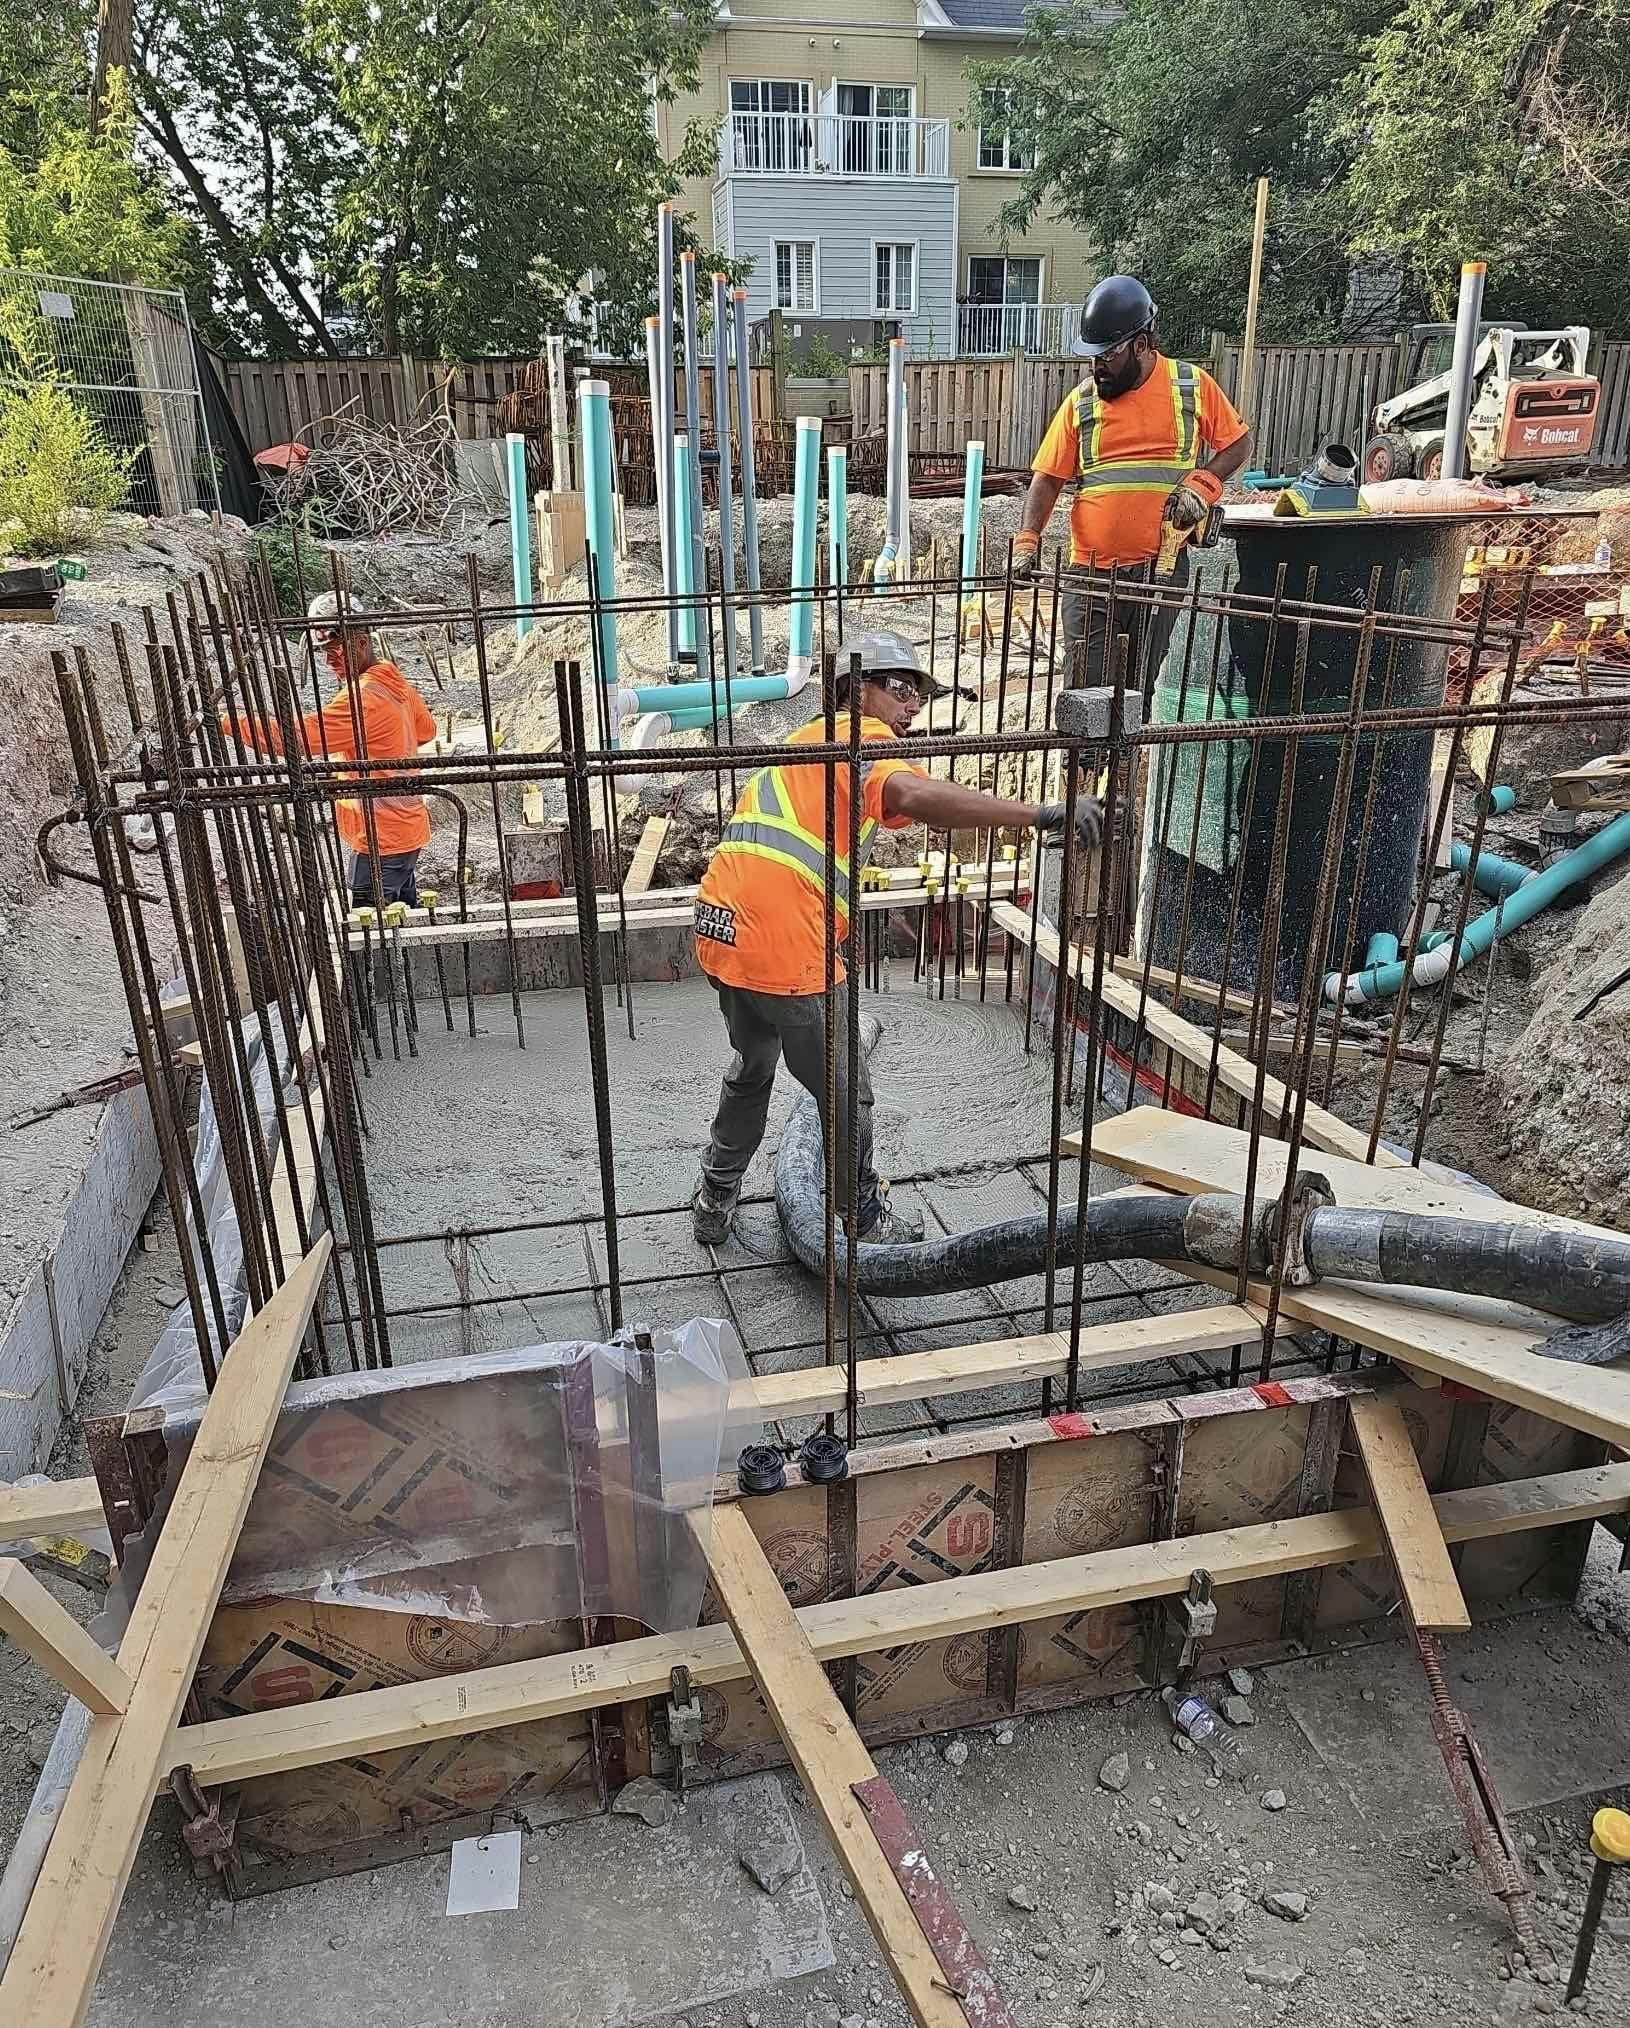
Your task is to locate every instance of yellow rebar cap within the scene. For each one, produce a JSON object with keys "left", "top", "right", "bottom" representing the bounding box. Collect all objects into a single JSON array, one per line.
[{"left": 1592, "top": 1807, "right": 1630, "bottom": 1864}]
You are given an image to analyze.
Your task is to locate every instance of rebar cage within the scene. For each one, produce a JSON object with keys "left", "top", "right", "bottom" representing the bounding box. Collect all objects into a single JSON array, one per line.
[{"left": 45, "top": 515, "right": 1628, "bottom": 1461}]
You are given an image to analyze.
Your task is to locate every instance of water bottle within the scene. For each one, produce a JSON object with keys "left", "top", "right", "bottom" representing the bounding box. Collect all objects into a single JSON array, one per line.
[
  {"left": 1595, "top": 536, "right": 1613, "bottom": 570},
  {"left": 1164, "top": 1688, "right": 1221, "bottom": 1743}
]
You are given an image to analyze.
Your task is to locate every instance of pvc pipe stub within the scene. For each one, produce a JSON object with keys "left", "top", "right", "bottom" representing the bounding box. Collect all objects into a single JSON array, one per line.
[
  {"left": 798, "top": 1431, "right": 849, "bottom": 1484},
  {"left": 737, "top": 1445, "right": 787, "bottom": 1496}
]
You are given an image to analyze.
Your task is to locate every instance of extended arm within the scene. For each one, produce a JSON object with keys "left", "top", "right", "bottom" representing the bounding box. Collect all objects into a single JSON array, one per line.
[
  {"left": 883, "top": 770, "right": 1040, "bottom": 833},
  {"left": 1204, "top": 433, "right": 1252, "bottom": 487}
]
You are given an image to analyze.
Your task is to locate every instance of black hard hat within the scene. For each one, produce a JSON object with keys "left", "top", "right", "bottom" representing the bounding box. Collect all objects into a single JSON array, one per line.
[{"left": 1076, "top": 275, "right": 1157, "bottom": 358}]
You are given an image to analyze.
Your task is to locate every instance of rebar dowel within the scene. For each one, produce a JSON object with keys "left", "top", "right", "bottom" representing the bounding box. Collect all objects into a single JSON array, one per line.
[{"left": 556, "top": 660, "right": 624, "bottom": 1331}]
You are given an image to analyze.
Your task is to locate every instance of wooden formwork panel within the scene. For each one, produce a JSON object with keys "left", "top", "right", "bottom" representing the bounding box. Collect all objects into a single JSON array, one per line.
[{"left": 130, "top": 1339, "right": 1604, "bottom": 1885}]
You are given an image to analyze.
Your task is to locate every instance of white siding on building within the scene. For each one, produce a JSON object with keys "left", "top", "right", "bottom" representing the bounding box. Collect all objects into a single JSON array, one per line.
[{"left": 721, "top": 178, "right": 958, "bottom": 356}]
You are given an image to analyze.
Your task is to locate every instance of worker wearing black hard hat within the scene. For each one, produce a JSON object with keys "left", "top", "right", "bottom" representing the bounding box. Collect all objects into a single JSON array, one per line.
[{"left": 1013, "top": 275, "right": 1252, "bottom": 688}]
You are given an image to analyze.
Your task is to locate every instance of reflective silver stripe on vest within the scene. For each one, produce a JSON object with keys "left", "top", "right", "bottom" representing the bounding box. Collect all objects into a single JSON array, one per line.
[
  {"left": 716, "top": 821, "right": 852, "bottom": 907},
  {"left": 1073, "top": 461, "right": 1189, "bottom": 492}
]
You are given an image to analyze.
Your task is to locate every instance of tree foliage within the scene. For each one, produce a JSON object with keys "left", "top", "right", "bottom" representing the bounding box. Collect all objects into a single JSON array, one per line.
[
  {"left": 0, "top": 312, "right": 136, "bottom": 554},
  {"left": 1342, "top": 0, "right": 1630, "bottom": 329},
  {"left": 977, "top": 0, "right": 1630, "bottom": 341},
  {"left": 973, "top": 0, "right": 1389, "bottom": 344},
  {"left": 0, "top": 70, "right": 185, "bottom": 287},
  {"left": 120, "top": 0, "right": 719, "bottom": 358}
]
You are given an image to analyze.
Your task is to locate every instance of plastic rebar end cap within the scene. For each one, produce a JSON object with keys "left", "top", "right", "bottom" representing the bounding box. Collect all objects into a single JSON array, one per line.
[{"left": 1592, "top": 1807, "right": 1630, "bottom": 1864}]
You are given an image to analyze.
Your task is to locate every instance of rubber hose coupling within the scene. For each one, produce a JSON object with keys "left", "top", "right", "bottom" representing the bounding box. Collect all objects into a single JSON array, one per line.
[
  {"left": 737, "top": 1445, "right": 787, "bottom": 1496},
  {"left": 798, "top": 1432, "right": 849, "bottom": 1485}
]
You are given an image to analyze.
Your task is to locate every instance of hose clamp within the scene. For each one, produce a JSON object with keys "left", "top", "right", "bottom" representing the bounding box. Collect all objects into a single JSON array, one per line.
[{"left": 1258, "top": 1170, "right": 1336, "bottom": 1288}]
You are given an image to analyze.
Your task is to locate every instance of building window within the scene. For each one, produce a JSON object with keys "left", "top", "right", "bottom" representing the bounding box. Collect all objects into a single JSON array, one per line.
[
  {"left": 729, "top": 79, "right": 813, "bottom": 172},
  {"left": 775, "top": 240, "right": 818, "bottom": 313},
  {"left": 874, "top": 241, "right": 917, "bottom": 316},
  {"left": 966, "top": 255, "right": 1041, "bottom": 308},
  {"left": 977, "top": 88, "right": 1033, "bottom": 172},
  {"left": 834, "top": 83, "right": 914, "bottom": 174}
]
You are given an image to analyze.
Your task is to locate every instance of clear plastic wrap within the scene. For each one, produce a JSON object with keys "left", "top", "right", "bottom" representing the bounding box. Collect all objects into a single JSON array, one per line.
[
  {"left": 126, "top": 1002, "right": 301, "bottom": 1418},
  {"left": 115, "top": 1320, "right": 761, "bottom": 1646}
]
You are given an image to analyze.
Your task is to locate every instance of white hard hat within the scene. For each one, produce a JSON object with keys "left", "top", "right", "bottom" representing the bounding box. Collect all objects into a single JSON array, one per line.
[{"left": 832, "top": 629, "right": 950, "bottom": 699}]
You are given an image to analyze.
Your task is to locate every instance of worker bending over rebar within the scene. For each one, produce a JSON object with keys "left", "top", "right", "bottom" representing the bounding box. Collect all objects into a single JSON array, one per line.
[{"left": 690, "top": 630, "right": 1101, "bottom": 1247}]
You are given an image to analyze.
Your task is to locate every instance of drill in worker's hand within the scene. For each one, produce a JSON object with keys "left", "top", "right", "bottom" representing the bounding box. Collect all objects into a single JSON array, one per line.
[{"left": 1157, "top": 468, "right": 1225, "bottom": 576}]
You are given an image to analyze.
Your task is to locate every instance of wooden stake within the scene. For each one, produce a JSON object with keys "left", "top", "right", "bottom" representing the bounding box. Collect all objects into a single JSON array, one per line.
[
  {"left": 1348, "top": 1393, "right": 1471, "bottom": 1632},
  {"left": 0, "top": 1562, "right": 131, "bottom": 1715},
  {"left": 1239, "top": 176, "right": 1270, "bottom": 420}
]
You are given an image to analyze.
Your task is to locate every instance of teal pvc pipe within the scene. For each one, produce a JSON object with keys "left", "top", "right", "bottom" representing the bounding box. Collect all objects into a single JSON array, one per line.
[
  {"left": 788, "top": 416, "right": 822, "bottom": 682},
  {"left": 827, "top": 444, "right": 848, "bottom": 595},
  {"left": 1449, "top": 838, "right": 1531, "bottom": 898},
  {"left": 654, "top": 706, "right": 729, "bottom": 733},
  {"left": 960, "top": 439, "right": 985, "bottom": 585},
  {"left": 1485, "top": 785, "right": 1518, "bottom": 815},
  {"left": 629, "top": 673, "right": 792, "bottom": 712},
  {"left": 1349, "top": 809, "right": 1630, "bottom": 1001},
  {"left": 673, "top": 434, "right": 697, "bottom": 656},
  {"left": 1420, "top": 930, "right": 1451, "bottom": 952},
  {"left": 505, "top": 432, "right": 532, "bottom": 642},
  {"left": 1363, "top": 931, "right": 1398, "bottom": 967},
  {"left": 578, "top": 382, "right": 619, "bottom": 745}
]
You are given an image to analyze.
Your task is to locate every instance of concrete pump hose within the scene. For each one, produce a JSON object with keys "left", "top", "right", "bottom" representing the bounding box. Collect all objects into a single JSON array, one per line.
[{"left": 1302, "top": 1208, "right": 1630, "bottom": 1325}]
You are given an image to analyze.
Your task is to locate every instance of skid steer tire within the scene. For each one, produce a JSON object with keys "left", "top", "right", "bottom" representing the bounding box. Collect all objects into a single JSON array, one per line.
[
  {"left": 1414, "top": 436, "right": 1446, "bottom": 482},
  {"left": 1362, "top": 432, "right": 1414, "bottom": 485}
]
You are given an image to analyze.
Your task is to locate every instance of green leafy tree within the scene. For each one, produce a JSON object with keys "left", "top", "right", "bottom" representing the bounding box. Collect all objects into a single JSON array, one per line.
[
  {"left": 1341, "top": 0, "right": 1630, "bottom": 329},
  {"left": 0, "top": 73, "right": 185, "bottom": 285},
  {"left": 972, "top": 0, "right": 1391, "bottom": 346}
]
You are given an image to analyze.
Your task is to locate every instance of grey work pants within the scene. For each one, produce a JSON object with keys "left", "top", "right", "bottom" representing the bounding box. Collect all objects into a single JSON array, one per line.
[
  {"left": 701, "top": 979, "right": 879, "bottom": 1228},
  {"left": 1060, "top": 548, "right": 1190, "bottom": 693}
]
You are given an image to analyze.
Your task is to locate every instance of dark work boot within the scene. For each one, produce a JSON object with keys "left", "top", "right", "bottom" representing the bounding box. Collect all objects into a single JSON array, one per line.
[{"left": 691, "top": 1178, "right": 739, "bottom": 1246}]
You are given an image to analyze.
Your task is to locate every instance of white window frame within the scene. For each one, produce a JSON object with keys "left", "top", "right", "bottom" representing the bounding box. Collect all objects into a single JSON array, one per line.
[
  {"left": 965, "top": 253, "right": 1045, "bottom": 306},
  {"left": 872, "top": 239, "right": 919, "bottom": 317},
  {"left": 728, "top": 78, "right": 812, "bottom": 117},
  {"left": 976, "top": 88, "right": 1033, "bottom": 173},
  {"left": 833, "top": 81, "right": 916, "bottom": 120},
  {"left": 773, "top": 238, "right": 821, "bottom": 314}
]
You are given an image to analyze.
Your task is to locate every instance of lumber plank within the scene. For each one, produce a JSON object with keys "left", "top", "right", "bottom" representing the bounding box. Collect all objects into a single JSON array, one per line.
[
  {"left": 697, "top": 1505, "right": 974, "bottom": 2028},
  {"left": 1082, "top": 1107, "right": 1626, "bottom": 1249},
  {"left": 1085, "top": 1143, "right": 1630, "bottom": 1449},
  {"left": 166, "top": 1459, "right": 1630, "bottom": 1790},
  {"left": 0, "top": 1238, "right": 332, "bottom": 2028},
  {"left": 732, "top": 1304, "right": 1260, "bottom": 1421},
  {"left": 1109, "top": 955, "right": 1267, "bottom": 1019},
  {"left": 0, "top": 1477, "right": 105, "bottom": 1549},
  {"left": 990, "top": 901, "right": 1400, "bottom": 1167},
  {"left": 624, "top": 813, "right": 672, "bottom": 895},
  {"left": 1346, "top": 1394, "right": 1470, "bottom": 1632},
  {"left": 0, "top": 1562, "right": 131, "bottom": 1714}
]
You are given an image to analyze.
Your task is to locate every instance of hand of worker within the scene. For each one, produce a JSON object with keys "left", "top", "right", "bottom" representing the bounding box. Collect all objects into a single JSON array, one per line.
[
  {"left": 1163, "top": 482, "right": 1213, "bottom": 531},
  {"left": 1011, "top": 529, "right": 1041, "bottom": 580},
  {"left": 1163, "top": 465, "right": 1225, "bottom": 531},
  {"left": 1033, "top": 798, "right": 1104, "bottom": 854}
]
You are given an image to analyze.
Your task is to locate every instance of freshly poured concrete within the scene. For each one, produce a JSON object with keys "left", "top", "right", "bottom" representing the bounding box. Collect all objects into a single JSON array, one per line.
[{"left": 348, "top": 976, "right": 1226, "bottom": 1431}]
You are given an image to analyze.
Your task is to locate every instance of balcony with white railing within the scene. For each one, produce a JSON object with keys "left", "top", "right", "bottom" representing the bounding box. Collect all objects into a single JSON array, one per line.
[
  {"left": 958, "top": 302, "right": 1078, "bottom": 357},
  {"left": 719, "top": 112, "right": 952, "bottom": 181}
]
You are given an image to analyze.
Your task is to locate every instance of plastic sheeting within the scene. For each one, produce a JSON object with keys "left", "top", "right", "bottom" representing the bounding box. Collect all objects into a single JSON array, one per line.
[
  {"left": 114, "top": 1321, "right": 761, "bottom": 1643},
  {"left": 126, "top": 1002, "right": 302, "bottom": 1418}
]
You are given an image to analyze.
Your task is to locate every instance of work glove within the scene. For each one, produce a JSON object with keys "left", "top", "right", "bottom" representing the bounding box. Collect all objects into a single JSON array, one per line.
[
  {"left": 1163, "top": 465, "right": 1225, "bottom": 531},
  {"left": 1034, "top": 798, "right": 1104, "bottom": 853},
  {"left": 1011, "top": 529, "right": 1041, "bottom": 580},
  {"left": 1163, "top": 482, "right": 1213, "bottom": 531}
]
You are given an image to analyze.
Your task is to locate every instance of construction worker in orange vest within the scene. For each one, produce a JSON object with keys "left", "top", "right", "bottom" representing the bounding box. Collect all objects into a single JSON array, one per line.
[
  {"left": 690, "top": 630, "right": 1101, "bottom": 1246},
  {"left": 1014, "top": 275, "right": 1252, "bottom": 688},
  {"left": 229, "top": 593, "right": 436, "bottom": 905}
]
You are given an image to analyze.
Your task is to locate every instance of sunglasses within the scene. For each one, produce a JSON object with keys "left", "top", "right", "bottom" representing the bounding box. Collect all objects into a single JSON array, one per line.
[{"left": 880, "top": 675, "right": 925, "bottom": 707}]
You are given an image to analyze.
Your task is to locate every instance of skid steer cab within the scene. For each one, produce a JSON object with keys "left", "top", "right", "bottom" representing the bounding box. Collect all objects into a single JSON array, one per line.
[{"left": 1364, "top": 324, "right": 1600, "bottom": 485}]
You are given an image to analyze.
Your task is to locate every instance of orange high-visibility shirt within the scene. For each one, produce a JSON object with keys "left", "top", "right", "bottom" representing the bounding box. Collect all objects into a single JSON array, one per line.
[
  {"left": 229, "top": 661, "right": 436, "bottom": 857},
  {"left": 1031, "top": 354, "right": 1247, "bottom": 567},
  {"left": 694, "top": 716, "right": 926, "bottom": 995}
]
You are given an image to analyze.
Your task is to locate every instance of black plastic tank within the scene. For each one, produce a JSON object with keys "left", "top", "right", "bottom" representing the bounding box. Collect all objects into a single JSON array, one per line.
[{"left": 1140, "top": 511, "right": 1476, "bottom": 1002}]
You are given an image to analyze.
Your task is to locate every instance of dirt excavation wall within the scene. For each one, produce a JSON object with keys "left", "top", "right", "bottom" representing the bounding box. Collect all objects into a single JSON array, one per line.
[{"left": 1493, "top": 865, "right": 1630, "bottom": 1228}]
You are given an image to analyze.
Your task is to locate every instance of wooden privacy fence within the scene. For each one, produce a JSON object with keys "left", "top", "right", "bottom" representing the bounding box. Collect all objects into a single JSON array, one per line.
[
  {"left": 217, "top": 337, "right": 1630, "bottom": 476},
  {"left": 218, "top": 351, "right": 778, "bottom": 455}
]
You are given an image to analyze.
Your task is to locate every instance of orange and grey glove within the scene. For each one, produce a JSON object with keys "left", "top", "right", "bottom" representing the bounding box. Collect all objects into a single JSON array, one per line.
[
  {"left": 1034, "top": 798, "right": 1103, "bottom": 853},
  {"left": 1163, "top": 465, "right": 1224, "bottom": 531},
  {"left": 1011, "top": 528, "right": 1041, "bottom": 580}
]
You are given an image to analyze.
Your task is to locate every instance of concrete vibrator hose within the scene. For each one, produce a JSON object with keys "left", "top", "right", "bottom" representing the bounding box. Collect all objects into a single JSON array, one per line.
[{"left": 773, "top": 1065, "right": 1630, "bottom": 1342}]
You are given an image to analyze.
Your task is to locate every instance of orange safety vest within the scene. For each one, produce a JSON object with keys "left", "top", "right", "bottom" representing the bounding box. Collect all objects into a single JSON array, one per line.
[
  {"left": 694, "top": 717, "right": 919, "bottom": 995},
  {"left": 332, "top": 667, "right": 430, "bottom": 859}
]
